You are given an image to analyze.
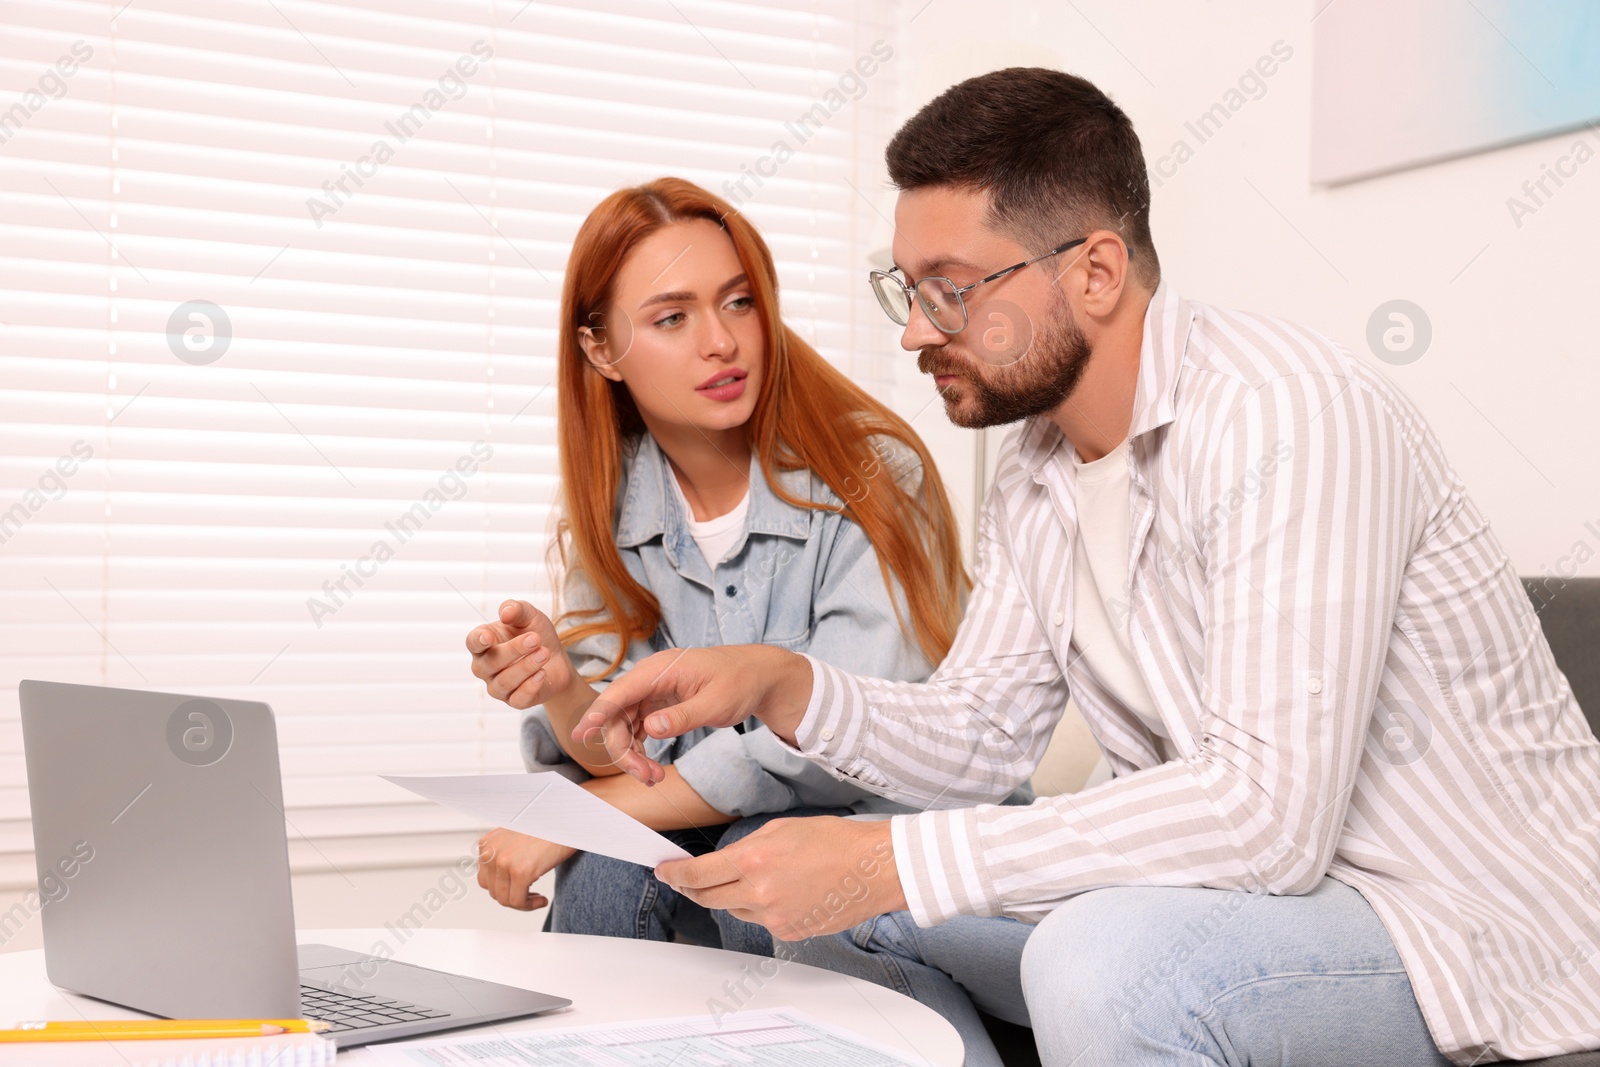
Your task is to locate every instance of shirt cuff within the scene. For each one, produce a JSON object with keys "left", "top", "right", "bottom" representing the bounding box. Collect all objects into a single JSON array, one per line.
[
  {"left": 889, "top": 808, "right": 1003, "bottom": 927},
  {"left": 790, "top": 653, "right": 868, "bottom": 765}
]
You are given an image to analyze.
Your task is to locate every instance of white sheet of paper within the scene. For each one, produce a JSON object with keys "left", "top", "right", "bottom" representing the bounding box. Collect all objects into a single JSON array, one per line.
[
  {"left": 381, "top": 772, "right": 693, "bottom": 868},
  {"left": 365, "top": 1009, "right": 931, "bottom": 1067}
]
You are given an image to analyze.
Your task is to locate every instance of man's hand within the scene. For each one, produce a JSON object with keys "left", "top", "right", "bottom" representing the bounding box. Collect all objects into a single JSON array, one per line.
[
  {"left": 573, "top": 645, "right": 811, "bottom": 785},
  {"left": 476, "top": 827, "right": 575, "bottom": 911},
  {"left": 654, "top": 817, "right": 907, "bottom": 940},
  {"left": 467, "top": 600, "right": 575, "bottom": 711}
]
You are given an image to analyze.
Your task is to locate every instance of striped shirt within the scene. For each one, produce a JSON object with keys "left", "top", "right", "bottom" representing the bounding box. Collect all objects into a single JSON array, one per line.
[{"left": 794, "top": 283, "right": 1600, "bottom": 1064}]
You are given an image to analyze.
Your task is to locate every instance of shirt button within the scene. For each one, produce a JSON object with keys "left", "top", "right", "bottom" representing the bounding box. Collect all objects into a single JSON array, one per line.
[
  {"left": 724, "top": 584, "right": 737, "bottom": 596},
  {"left": 820, "top": 728, "right": 835, "bottom": 742},
  {"left": 1052, "top": 611, "right": 1065, "bottom": 628},
  {"left": 1306, "top": 675, "right": 1323, "bottom": 695}
]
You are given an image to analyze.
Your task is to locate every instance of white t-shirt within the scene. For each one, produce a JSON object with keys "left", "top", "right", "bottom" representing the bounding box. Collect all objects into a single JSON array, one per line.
[
  {"left": 671, "top": 471, "right": 750, "bottom": 569},
  {"left": 1070, "top": 439, "right": 1170, "bottom": 755}
]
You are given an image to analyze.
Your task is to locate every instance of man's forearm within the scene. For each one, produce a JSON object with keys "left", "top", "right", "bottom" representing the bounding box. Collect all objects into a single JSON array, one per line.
[{"left": 584, "top": 765, "right": 734, "bottom": 832}]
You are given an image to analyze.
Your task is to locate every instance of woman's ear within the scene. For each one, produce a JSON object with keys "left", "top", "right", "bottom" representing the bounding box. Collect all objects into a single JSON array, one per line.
[{"left": 579, "top": 313, "right": 626, "bottom": 382}]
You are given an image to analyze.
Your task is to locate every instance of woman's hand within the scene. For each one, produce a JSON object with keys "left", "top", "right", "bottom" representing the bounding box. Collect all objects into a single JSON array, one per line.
[
  {"left": 469, "top": 598, "right": 616, "bottom": 774},
  {"left": 467, "top": 600, "right": 576, "bottom": 710},
  {"left": 476, "top": 827, "right": 576, "bottom": 911}
]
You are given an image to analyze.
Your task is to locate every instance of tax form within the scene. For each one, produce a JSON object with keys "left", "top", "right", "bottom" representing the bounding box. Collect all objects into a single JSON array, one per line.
[
  {"left": 365, "top": 1009, "right": 932, "bottom": 1066},
  {"left": 381, "top": 772, "right": 693, "bottom": 868}
]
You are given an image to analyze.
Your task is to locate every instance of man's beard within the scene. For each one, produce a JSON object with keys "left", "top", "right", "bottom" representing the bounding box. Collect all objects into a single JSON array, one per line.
[{"left": 917, "top": 293, "right": 1093, "bottom": 429}]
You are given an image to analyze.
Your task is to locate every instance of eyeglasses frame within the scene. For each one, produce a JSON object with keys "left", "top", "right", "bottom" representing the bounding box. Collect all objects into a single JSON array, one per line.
[{"left": 869, "top": 236, "right": 1107, "bottom": 335}]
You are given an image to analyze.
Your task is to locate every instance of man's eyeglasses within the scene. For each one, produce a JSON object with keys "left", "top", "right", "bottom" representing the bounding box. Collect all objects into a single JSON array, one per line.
[{"left": 868, "top": 237, "right": 1096, "bottom": 335}]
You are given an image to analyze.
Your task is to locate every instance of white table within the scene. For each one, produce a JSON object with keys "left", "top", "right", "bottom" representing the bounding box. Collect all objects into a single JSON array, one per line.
[{"left": 0, "top": 927, "right": 965, "bottom": 1065}]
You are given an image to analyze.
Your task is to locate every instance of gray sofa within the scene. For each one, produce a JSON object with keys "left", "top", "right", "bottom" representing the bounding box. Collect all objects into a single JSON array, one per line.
[{"left": 1525, "top": 576, "right": 1600, "bottom": 742}]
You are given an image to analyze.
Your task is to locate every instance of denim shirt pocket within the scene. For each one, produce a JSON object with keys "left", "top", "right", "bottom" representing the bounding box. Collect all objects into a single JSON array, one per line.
[{"left": 739, "top": 534, "right": 817, "bottom": 648}]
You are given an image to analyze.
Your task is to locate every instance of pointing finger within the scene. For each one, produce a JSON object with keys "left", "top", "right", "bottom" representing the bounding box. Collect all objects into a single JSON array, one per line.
[{"left": 573, "top": 698, "right": 666, "bottom": 784}]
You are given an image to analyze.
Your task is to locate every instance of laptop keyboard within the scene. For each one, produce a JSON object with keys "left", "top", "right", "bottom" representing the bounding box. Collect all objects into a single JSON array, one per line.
[{"left": 299, "top": 983, "right": 451, "bottom": 1033}]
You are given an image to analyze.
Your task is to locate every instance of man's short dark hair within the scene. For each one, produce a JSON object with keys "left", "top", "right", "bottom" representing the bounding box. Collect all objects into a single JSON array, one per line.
[{"left": 887, "top": 67, "right": 1159, "bottom": 287}]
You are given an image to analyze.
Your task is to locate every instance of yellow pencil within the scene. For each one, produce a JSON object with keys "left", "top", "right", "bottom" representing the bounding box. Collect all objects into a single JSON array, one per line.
[{"left": 0, "top": 1019, "right": 332, "bottom": 1042}]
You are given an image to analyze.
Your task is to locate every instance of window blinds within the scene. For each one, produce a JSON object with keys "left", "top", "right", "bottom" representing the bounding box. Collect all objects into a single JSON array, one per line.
[{"left": 0, "top": 0, "right": 900, "bottom": 885}]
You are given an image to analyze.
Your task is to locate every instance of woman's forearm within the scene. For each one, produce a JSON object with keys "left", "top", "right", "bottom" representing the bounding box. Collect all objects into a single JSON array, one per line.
[
  {"left": 541, "top": 671, "right": 625, "bottom": 777},
  {"left": 583, "top": 765, "right": 735, "bottom": 832}
]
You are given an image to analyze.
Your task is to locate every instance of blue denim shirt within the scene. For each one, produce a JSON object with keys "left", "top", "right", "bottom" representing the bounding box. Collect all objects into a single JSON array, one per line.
[{"left": 523, "top": 432, "right": 942, "bottom": 816}]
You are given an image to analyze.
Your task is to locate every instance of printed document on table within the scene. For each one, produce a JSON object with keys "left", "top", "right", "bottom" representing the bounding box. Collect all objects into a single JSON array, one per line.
[
  {"left": 364, "top": 1009, "right": 934, "bottom": 1066},
  {"left": 381, "top": 772, "right": 692, "bottom": 868}
]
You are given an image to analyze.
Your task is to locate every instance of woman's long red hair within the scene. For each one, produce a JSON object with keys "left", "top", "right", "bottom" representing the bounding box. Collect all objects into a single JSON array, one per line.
[{"left": 553, "top": 177, "right": 968, "bottom": 676}]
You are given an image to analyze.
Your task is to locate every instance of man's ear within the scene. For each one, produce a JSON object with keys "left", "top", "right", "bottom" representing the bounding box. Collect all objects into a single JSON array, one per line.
[
  {"left": 1075, "top": 229, "right": 1131, "bottom": 318},
  {"left": 579, "top": 315, "right": 626, "bottom": 382}
]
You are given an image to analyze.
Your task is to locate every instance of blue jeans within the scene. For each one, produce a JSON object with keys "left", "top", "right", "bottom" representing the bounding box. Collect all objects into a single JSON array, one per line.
[
  {"left": 799, "top": 876, "right": 1454, "bottom": 1067},
  {"left": 788, "top": 912, "right": 1033, "bottom": 1067},
  {"left": 1024, "top": 875, "right": 1452, "bottom": 1066},
  {"left": 549, "top": 807, "right": 852, "bottom": 957}
]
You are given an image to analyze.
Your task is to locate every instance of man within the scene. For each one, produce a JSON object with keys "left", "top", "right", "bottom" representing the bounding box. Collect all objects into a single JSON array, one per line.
[{"left": 511, "top": 69, "right": 1600, "bottom": 1065}]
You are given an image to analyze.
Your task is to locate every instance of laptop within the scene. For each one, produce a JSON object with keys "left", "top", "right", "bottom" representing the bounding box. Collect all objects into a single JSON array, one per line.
[{"left": 19, "top": 679, "right": 570, "bottom": 1048}]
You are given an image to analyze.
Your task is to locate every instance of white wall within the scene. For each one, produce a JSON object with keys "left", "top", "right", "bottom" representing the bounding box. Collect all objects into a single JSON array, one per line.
[{"left": 896, "top": 0, "right": 1600, "bottom": 579}]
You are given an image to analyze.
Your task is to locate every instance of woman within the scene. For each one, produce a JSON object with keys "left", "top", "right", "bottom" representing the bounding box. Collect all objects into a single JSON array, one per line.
[
  {"left": 466, "top": 179, "right": 1035, "bottom": 1067},
  {"left": 465, "top": 177, "right": 972, "bottom": 944}
]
